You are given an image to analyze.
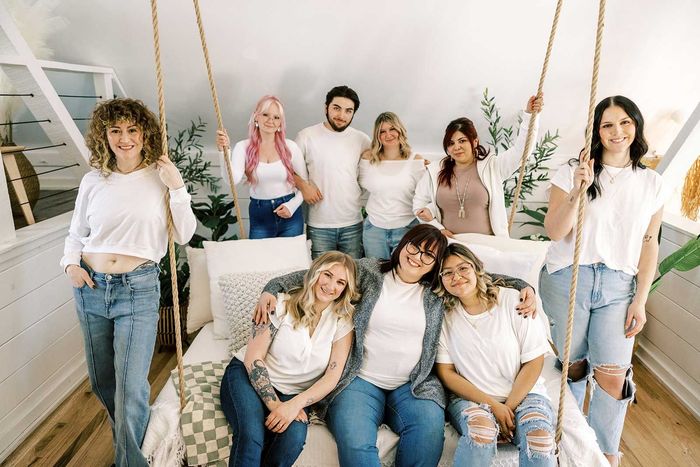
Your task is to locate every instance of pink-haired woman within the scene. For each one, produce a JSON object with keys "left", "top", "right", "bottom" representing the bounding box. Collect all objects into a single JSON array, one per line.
[{"left": 217, "top": 95, "right": 308, "bottom": 238}]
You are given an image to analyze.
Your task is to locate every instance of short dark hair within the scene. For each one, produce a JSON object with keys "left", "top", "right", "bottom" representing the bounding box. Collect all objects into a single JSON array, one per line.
[
  {"left": 325, "top": 85, "right": 360, "bottom": 112},
  {"left": 379, "top": 224, "right": 448, "bottom": 285}
]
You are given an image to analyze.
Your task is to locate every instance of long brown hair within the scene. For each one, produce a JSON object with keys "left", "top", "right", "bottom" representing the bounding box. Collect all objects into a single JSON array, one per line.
[
  {"left": 85, "top": 98, "right": 162, "bottom": 177},
  {"left": 438, "top": 117, "right": 489, "bottom": 188}
]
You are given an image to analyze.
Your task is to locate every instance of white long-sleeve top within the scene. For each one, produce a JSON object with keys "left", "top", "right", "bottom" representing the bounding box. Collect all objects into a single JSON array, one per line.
[
  {"left": 219, "top": 138, "right": 308, "bottom": 214},
  {"left": 60, "top": 165, "right": 197, "bottom": 270},
  {"left": 412, "top": 112, "right": 538, "bottom": 237}
]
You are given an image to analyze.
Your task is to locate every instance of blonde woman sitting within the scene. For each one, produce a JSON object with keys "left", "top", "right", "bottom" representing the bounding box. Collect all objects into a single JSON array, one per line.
[
  {"left": 220, "top": 252, "right": 359, "bottom": 467},
  {"left": 435, "top": 243, "right": 555, "bottom": 466}
]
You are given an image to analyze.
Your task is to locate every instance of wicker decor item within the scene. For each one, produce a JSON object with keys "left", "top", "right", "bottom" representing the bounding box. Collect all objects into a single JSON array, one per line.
[
  {"left": 2, "top": 144, "right": 40, "bottom": 216},
  {"left": 157, "top": 300, "right": 189, "bottom": 350},
  {"left": 681, "top": 155, "right": 700, "bottom": 221}
]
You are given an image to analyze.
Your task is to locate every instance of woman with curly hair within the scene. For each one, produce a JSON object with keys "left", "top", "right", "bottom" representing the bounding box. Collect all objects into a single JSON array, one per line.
[
  {"left": 435, "top": 243, "right": 554, "bottom": 466},
  {"left": 359, "top": 112, "right": 425, "bottom": 259},
  {"left": 221, "top": 251, "right": 359, "bottom": 467},
  {"left": 216, "top": 95, "right": 308, "bottom": 238},
  {"left": 60, "top": 98, "right": 196, "bottom": 466}
]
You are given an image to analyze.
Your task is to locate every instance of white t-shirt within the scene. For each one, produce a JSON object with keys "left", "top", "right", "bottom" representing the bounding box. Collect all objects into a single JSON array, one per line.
[
  {"left": 358, "top": 272, "right": 426, "bottom": 390},
  {"left": 220, "top": 138, "right": 308, "bottom": 214},
  {"left": 436, "top": 288, "right": 550, "bottom": 402},
  {"left": 60, "top": 166, "right": 197, "bottom": 270},
  {"left": 295, "top": 123, "right": 371, "bottom": 228},
  {"left": 545, "top": 163, "right": 666, "bottom": 275},
  {"left": 235, "top": 294, "right": 354, "bottom": 395},
  {"left": 359, "top": 154, "right": 425, "bottom": 229}
]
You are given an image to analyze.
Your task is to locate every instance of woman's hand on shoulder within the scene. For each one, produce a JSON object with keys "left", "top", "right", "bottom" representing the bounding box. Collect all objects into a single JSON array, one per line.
[
  {"left": 415, "top": 208, "right": 434, "bottom": 222},
  {"left": 360, "top": 149, "right": 372, "bottom": 160},
  {"left": 157, "top": 155, "right": 185, "bottom": 190},
  {"left": 254, "top": 292, "right": 277, "bottom": 324},
  {"left": 66, "top": 264, "right": 95, "bottom": 289},
  {"left": 415, "top": 154, "right": 430, "bottom": 166},
  {"left": 525, "top": 94, "right": 544, "bottom": 114},
  {"left": 216, "top": 129, "right": 230, "bottom": 151},
  {"left": 516, "top": 286, "right": 537, "bottom": 318},
  {"left": 441, "top": 229, "right": 455, "bottom": 238}
]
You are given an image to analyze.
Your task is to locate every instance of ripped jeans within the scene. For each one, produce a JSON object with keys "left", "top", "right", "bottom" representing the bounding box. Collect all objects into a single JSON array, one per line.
[
  {"left": 447, "top": 393, "right": 555, "bottom": 467},
  {"left": 540, "top": 263, "right": 637, "bottom": 455}
]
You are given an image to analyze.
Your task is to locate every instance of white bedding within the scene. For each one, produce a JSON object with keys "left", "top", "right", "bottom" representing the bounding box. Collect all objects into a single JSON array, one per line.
[{"left": 143, "top": 322, "right": 607, "bottom": 467}]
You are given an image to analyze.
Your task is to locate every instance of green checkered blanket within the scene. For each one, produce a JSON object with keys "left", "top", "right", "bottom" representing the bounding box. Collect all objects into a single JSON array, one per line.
[{"left": 170, "top": 360, "right": 231, "bottom": 466}]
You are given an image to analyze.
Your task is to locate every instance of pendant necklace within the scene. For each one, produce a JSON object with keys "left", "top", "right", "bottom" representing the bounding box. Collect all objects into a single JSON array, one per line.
[
  {"left": 602, "top": 160, "right": 632, "bottom": 184},
  {"left": 455, "top": 173, "right": 472, "bottom": 219}
]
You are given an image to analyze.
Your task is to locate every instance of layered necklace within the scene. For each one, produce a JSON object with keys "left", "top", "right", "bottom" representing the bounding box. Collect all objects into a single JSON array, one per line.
[
  {"left": 601, "top": 159, "right": 632, "bottom": 184},
  {"left": 455, "top": 169, "right": 473, "bottom": 219}
]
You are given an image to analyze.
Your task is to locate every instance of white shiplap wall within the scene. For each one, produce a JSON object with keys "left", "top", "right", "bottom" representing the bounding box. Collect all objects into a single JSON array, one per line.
[
  {"left": 0, "top": 213, "right": 86, "bottom": 461},
  {"left": 637, "top": 222, "right": 700, "bottom": 419}
]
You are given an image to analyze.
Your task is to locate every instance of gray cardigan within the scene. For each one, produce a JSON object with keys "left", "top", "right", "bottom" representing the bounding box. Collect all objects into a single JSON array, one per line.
[{"left": 263, "top": 257, "right": 528, "bottom": 419}]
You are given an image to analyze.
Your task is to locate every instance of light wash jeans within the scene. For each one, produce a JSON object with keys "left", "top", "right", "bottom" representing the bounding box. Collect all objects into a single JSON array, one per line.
[
  {"left": 326, "top": 377, "right": 445, "bottom": 467},
  {"left": 249, "top": 193, "right": 304, "bottom": 239},
  {"left": 307, "top": 221, "right": 363, "bottom": 259},
  {"left": 73, "top": 261, "right": 160, "bottom": 467},
  {"left": 447, "top": 393, "right": 556, "bottom": 467},
  {"left": 362, "top": 218, "right": 419, "bottom": 260},
  {"left": 539, "top": 263, "right": 637, "bottom": 455},
  {"left": 220, "top": 358, "right": 309, "bottom": 467}
]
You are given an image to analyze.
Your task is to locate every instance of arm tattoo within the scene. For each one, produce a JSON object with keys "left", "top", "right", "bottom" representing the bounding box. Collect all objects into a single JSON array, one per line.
[
  {"left": 249, "top": 360, "right": 279, "bottom": 404},
  {"left": 328, "top": 361, "right": 337, "bottom": 371},
  {"left": 251, "top": 321, "right": 279, "bottom": 340},
  {"left": 305, "top": 398, "right": 314, "bottom": 405},
  {"left": 643, "top": 234, "right": 653, "bottom": 243},
  {"left": 489, "top": 273, "right": 530, "bottom": 291}
]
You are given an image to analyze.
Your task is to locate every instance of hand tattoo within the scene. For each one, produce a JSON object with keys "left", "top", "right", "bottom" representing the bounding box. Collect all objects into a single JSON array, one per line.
[{"left": 249, "top": 360, "right": 279, "bottom": 404}]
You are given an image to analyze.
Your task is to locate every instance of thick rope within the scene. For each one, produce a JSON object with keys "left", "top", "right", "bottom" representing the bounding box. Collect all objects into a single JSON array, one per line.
[
  {"left": 192, "top": 0, "right": 246, "bottom": 239},
  {"left": 507, "top": 0, "right": 563, "bottom": 233},
  {"left": 555, "top": 0, "right": 607, "bottom": 451},
  {"left": 149, "top": 0, "right": 186, "bottom": 412}
]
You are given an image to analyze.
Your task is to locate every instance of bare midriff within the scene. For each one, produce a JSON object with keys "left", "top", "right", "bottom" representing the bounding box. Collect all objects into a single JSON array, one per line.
[{"left": 81, "top": 252, "right": 151, "bottom": 274}]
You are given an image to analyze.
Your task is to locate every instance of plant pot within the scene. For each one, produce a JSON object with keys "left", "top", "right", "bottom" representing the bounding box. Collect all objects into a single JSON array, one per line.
[
  {"left": 2, "top": 143, "right": 40, "bottom": 216},
  {"left": 157, "top": 300, "right": 189, "bottom": 351}
]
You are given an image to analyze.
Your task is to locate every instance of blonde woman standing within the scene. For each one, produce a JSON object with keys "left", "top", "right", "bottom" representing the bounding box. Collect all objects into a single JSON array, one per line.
[{"left": 359, "top": 112, "right": 425, "bottom": 259}]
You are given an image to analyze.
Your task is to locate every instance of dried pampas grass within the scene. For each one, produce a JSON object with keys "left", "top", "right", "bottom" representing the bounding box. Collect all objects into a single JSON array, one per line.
[{"left": 681, "top": 156, "right": 700, "bottom": 221}]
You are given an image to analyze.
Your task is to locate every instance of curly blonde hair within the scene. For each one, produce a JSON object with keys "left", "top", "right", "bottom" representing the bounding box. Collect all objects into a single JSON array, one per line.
[
  {"left": 85, "top": 98, "right": 162, "bottom": 176},
  {"left": 286, "top": 251, "right": 360, "bottom": 329},
  {"left": 434, "top": 243, "right": 500, "bottom": 312},
  {"left": 367, "top": 112, "right": 412, "bottom": 164}
]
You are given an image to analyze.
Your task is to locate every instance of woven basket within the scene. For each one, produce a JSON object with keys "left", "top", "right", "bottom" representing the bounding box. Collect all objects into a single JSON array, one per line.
[{"left": 157, "top": 300, "right": 189, "bottom": 350}]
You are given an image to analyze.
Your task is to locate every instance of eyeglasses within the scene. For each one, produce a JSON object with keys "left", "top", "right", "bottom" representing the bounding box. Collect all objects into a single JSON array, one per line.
[
  {"left": 405, "top": 242, "right": 437, "bottom": 266},
  {"left": 440, "top": 263, "right": 474, "bottom": 280}
]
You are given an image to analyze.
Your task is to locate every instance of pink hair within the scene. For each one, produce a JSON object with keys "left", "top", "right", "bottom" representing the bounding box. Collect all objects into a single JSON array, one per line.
[{"left": 245, "top": 95, "right": 295, "bottom": 187}]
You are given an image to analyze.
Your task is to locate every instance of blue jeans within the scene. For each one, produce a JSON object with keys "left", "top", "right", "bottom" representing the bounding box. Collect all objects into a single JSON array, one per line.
[
  {"left": 362, "top": 218, "right": 418, "bottom": 260},
  {"left": 249, "top": 193, "right": 304, "bottom": 239},
  {"left": 220, "top": 358, "right": 310, "bottom": 467},
  {"left": 73, "top": 261, "right": 160, "bottom": 467},
  {"left": 326, "top": 377, "right": 445, "bottom": 467},
  {"left": 447, "top": 393, "right": 555, "bottom": 467},
  {"left": 539, "top": 263, "right": 637, "bottom": 455},
  {"left": 307, "top": 221, "right": 363, "bottom": 259}
]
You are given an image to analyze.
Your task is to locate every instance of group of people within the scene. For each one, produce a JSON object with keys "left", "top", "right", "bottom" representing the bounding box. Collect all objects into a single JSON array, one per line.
[{"left": 61, "top": 84, "right": 664, "bottom": 467}]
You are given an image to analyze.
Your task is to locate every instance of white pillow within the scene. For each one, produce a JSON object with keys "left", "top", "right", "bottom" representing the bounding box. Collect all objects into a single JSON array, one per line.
[
  {"left": 185, "top": 247, "right": 211, "bottom": 334},
  {"left": 204, "top": 235, "right": 311, "bottom": 339},
  {"left": 219, "top": 270, "right": 292, "bottom": 354}
]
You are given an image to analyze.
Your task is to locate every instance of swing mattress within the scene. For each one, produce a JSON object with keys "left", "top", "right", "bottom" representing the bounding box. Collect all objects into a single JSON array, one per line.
[{"left": 143, "top": 322, "right": 607, "bottom": 466}]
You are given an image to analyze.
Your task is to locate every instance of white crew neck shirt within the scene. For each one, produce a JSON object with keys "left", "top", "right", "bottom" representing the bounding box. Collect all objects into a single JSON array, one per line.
[
  {"left": 358, "top": 272, "right": 426, "bottom": 390},
  {"left": 436, "top": 287, "right": 550, "bottom": 402},
  {"left": 359, "top": 154, "right": 425, "bottom": 229},
  {"left": 60, "top": 166, "right": 197, "bottom": 270},
  {"left": 295, "top": 123, "right": 371, "bottom": 228},
  {"left": 220, "top": 138, "right": 308, "bottom": 214},
  {"left": 545, "top": 163, "right": 666, "bottom": 275},
  {"left": 235, "top": 293, "right": 353, "bottom": 394}
]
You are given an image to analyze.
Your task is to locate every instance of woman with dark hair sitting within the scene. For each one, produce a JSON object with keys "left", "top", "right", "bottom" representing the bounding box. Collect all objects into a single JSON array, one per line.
[
  {"left": 539, "top": 96, "right": 665, "bottom": 466},
  {"left": 413, "top": 95, "right": 542, "bottom": 238},
  {"left": 221, "top": 251, "right": 358, "bottom": 467},
  {"left": 435, "top": 243, "right": 555, "bottom": 467},
  {"left": 255, "top": 224, "right": 536, "bottom": 467}
]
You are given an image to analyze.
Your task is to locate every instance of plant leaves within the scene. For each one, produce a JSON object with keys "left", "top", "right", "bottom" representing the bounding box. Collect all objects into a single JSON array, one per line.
[{"left": 658, "top": 236, "right": 700, "bottom": 275}]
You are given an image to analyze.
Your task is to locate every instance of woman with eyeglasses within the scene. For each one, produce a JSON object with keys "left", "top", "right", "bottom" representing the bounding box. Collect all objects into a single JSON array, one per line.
[
  {"left": 254, "top": 224, "right": 535, "bottom": 466},
  {"left": 434, "top": 243, "right": 554, "bottom": 466}
]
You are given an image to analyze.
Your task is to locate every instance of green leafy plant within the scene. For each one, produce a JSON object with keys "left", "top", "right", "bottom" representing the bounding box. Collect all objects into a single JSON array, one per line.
[
  {"left": 650, "top": 235, "right": 700, "bottom": 294},
  {"left": 480, "top": 88, "right": 559, "bottom": 240},
  {"left": 190, "top": 194, "right": 238, "bottom": 248}
]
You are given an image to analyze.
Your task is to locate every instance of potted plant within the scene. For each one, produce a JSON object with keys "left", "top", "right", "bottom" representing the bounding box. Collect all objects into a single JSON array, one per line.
[{"left": 156, "top": 118, "right": 222, "bottom": 349}]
